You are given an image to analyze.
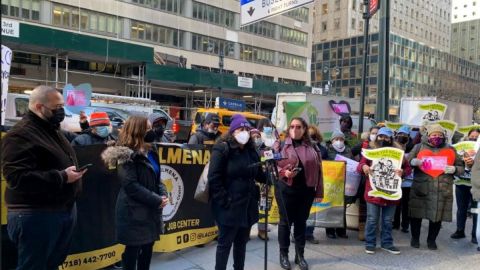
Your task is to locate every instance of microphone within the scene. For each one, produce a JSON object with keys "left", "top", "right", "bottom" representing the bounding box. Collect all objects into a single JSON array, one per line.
[{"left": 248, "top": 150, "right": 286, "bottom": 168}]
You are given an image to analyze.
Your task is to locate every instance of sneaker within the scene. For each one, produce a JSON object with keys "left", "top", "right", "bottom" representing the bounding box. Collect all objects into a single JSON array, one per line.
[
  {"left": 365, "top": 246, "right": 375, "bottom": 254},
  {"left": 450, "top": 230, "right": 466, "bottom": 239},
  {"left": 112, "top": 261, "right": 122, "bottom": 269},
  {"left": 382, "top": 246, "right": 401, "bottom": 255},
  {"left": 306, "top": 237, "right": 320, "bottom": 244}
]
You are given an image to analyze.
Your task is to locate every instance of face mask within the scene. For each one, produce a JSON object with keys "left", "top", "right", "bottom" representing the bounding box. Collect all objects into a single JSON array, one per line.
[
  {"left": 254, "top": 138, "right": 263, "bottom": 148},
  {"left": 428, "top": 137, "right": 444, "bottom": 147},
  {"left": 95, "top": 126, "right": 110, "bottom": 138},
  {"left": 207, "top": 128, "right": 218, "bottom": 135},
  {"left": 332, "top": 140, "right": 345, "bottom": 151},
  {"left": 43, "top": 107, "right": 65, "bottom": 127},
  {"left": 263, "top": 126, "right": 273, "bottom": 135},
  {"left": 234, "top": 131, "right": 250, "bottom": 145},
  {"left": 369, "top": 134, "right": 377, "bottom": 142},
  {"left": 153, "top": 126, "right": 165, "bottom": 138},
  {"left": 396, "top": 136, "right": 409, "bottom": 144},
  {"left": 144, "top": 129, "right": 157, "bottom": 143},
  {"left": 377, "top": 139, "right": 392, "bottom": 147},
  {"left": 469, "top": 138, "right": 478, "bottom": 142}
]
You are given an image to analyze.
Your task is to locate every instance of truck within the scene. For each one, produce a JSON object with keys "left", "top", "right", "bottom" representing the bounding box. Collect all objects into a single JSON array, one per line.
[{"left": 271, "top": 92, "right": 376, "bottom": 139}]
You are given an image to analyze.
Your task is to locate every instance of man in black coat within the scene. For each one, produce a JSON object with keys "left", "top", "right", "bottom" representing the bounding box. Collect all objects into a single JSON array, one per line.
[
  {"left": 71, "top": 111, "right": 116, "bottom": 146},
  {"left": 2, "top": 85, "right": 86, "bottom": 270},
  {"left": 189, "top": 113, "right": 221, "bottom": 145}
]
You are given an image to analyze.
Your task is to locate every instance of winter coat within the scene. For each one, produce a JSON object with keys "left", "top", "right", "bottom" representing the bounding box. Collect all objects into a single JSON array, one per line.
[
  {"left": 102, "top": 146, "right": 167, "bottom": 245},
  {"left": 71, "top": 131, "right": 116, "bottom": 146},
  {"left": 188, "top": 128, "right": 221, "bottom": 145},
  {"left": 408, "top": 141, "right": 465, "bottom": 222},
  {"left": 469, "top": 150, "right": 480, "bottom": 201},
  {"left": 208, "top": 137, "right": 265, "bottom": 228},
  {"left": 357, "top": 142, "right": 412, "bottom": 206},
  {"left": 326, "top": 144, "right": 354, "bottom": 161},
  {"left": 2, "top": 111, "right": 80, "bottom": 210},
  {"left": 277, "top": 137, "right": 324, "bottom": 198}
]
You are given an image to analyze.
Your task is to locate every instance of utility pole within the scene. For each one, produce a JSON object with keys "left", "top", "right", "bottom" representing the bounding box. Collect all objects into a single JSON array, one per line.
[
  {"left": 359, "top": 0, "right": 371, "bottom": 134},
  {"left": 376, "top": 0, "right": 390, "bottom": 121}
]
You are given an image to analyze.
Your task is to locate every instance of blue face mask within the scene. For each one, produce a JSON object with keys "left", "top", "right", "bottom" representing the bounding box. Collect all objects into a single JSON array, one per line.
[
  {"left": 263, "top": 126, "right": 273, "bottom": 135},
  {"left": 95, "top": 126, "right": 110, "bottom": 138}
]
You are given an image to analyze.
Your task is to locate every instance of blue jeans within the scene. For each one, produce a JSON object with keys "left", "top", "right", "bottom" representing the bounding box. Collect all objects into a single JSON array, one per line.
[
  {"left": 455, "top": 185, "right": 477, "bottom": 237},
  {"left": 365, "top": 202, "right": 396, "bottom": 248},
  {"left": 7, "top": 205, "right": 77, "bottom": 270}
]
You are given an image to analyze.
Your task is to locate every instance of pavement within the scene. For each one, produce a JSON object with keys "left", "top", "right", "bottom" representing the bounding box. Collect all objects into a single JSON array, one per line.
[{"left": 142, "top": 216, "right": 479, "bottom": 270}]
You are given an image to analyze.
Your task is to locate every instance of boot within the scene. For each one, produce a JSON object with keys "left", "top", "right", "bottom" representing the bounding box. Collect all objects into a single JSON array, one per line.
[
  {"left": 294, "top": 249, "right": 308, "bottom": 270},
  {"left": 279, "top": 251, "right": 291, "bottom": 270},
  {"left": 358, "top": 222, "right": 365, "bottom": 241},
  {"left": 427, "top": 221, "right": 441, "bottom": 250},
  {"left": 410, "top": 238, "right": 420, "bottom": 248},
  {"left": 450, "top": 230, "right": 466, "bottom": 239}
]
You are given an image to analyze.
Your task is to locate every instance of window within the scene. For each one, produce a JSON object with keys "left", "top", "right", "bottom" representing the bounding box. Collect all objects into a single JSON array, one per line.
[
  {"left": 352, "top": 0, "right": 356, "bottom": 10},
  {"left": 351, "top": 18, "right": 356, "bottom": 30},
  {"left": 127, "top": 0, "right": 184, "bottom": 14},
  {"left": 242, "top": 21, "right": 276, "bottom": 39},
  {"left": 322, "top": 4, "right": 328, "bottom": 15},
  {"left": 280, "top": 27, "right": 308, "bottom": 46},
  {"left": 335, "top": 0, "right": 340, "bottom": 11},
  {"left": 334, "top": 18, "right": 340, "bottom": 30},
  {"left": 279, "top": 53, "right": 306, "bottom": 71},
  {"left": 239, "top": 44, "right": 274, "bottom": 64},
  {"left": 321, "top": 21, "right": 327, "bottom": 32},
  {"left": 284, "top": 7, "right": 309, "bottom": 22},
  {"left": 192, "top": 1, "right": 235, "bottom": 28},
  {"left": 132, "top": 20, "right": 185, "bottom": 48},
  {"left": 2, "top": 0, "right": 40, "bottom": 21}
]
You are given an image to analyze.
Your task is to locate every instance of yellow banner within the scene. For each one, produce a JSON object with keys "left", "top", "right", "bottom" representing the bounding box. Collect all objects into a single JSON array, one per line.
[
  {"left": 260, "top": 185, "right": 279, "bottom": 224},
  {"left": 59, "top": 244, "right": 124, "bottom": 270},
  {"left": 153, "top": 226, "right": 218, "bottom": 252}
]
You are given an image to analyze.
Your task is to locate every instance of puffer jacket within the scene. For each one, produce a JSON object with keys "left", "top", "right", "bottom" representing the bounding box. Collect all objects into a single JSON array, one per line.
[
  {"left": 408, "top": 141, "right": 465, "bottom": 222},
  {"left": 470, "top": 150, "right": 480, "bottom": 201},
  {"left": 357, "top": 141, "right": 412, "bottom": 206},
  {"left": 102, "top": 146, "right": 167, "bottom": 245}
]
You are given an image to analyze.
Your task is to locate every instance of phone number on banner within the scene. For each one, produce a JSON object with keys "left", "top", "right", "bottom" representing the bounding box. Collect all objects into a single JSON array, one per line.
[{"left": 59, "top": 244, "right": 124, "bottom": 270}]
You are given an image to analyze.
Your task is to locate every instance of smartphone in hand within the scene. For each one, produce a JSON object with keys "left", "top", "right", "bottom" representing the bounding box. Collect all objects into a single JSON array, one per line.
[{"left": 75, "top": 164, "right": 93, "bottom": 172}]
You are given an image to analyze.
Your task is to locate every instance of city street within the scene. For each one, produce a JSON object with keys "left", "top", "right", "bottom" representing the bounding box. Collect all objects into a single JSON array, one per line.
[{"left": 147, "top": 216, "right": 479, "bottom": 270}]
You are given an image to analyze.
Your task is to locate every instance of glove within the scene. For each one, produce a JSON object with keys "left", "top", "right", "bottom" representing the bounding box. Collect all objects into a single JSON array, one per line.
[
  {"left": 410, "top": 158, "right": 423, "bottom": 167},
  {"left": 444, "top": 165, "right": 456, "bottom": 174}
]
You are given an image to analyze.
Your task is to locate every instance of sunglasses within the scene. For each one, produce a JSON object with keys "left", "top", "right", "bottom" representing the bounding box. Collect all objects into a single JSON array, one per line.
[{"left": 290, "top": 125, "right": 303, "bottom": 130}]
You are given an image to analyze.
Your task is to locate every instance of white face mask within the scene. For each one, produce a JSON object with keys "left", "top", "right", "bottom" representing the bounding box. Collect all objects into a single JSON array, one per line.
[
  {"left": 207, "top": 128, "right": 218, "bottom": 134},
  {"left": 234, "top": 131, "right": 250, "bottom": 145},
  {"left": 332, "top": 140, "right": 345, "bottom": 152},
  {"left": 369, "top": 134, "right": 377, "bottom": 142}
]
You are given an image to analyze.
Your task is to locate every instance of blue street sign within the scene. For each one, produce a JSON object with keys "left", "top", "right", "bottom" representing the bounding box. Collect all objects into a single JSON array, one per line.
[{"left": 216, "top": 97, "right": 246, "bottom": 111}]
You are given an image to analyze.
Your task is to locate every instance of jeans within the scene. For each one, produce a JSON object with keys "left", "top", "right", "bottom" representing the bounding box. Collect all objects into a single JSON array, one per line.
[
  {"left": 7, "top": 205, "right": 77, "bottom": 270},
  {"left": 455, "top": 185, "right": 477, "bottom": 237},
  {"left": 122, "top": 243, "right": 154, "bottom": 270},
  {"left": 365, "top": 202, "right": 396, "bottom": 248},
  {"left": 215, "top": 225, "right": 251, "bottom": 270}
]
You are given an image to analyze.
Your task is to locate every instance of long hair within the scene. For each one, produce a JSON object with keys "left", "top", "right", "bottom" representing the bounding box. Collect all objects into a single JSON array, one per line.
[
  {"left": 117, "top": 115, "right": 150, "bottom": 152},
  {"left": 257, "top": 118, "right": 273, "bottom": 132},
  {"left": 288, "top": 117, "right": 312, "bottom": 145},
  {"left": 308, "top": 124, "right": 323, "bottom": 143}
]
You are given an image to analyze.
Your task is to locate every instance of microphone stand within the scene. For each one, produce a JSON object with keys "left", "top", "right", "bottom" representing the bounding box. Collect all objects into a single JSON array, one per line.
[{"left": 261, "top": 159, "right": 280, "bottom": 270}]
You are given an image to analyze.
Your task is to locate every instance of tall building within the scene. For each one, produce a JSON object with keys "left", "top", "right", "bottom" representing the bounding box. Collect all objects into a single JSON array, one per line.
[
  {"left": 313, "top": 0, "right": 452, "bottom": 52},
  {"left": 1, "top": 0, "right": 314, "bottom": 113},
  {"left": 450, "top": 0, "right": 480, "bottom": 64}
]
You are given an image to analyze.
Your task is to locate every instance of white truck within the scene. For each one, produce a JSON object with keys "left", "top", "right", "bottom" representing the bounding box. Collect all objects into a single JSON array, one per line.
[{"left": 271, "top": 92, "right": 375, "bottom": 139}]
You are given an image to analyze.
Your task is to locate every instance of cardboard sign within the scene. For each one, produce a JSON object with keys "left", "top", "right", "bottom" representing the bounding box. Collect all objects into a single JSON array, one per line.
[{"left": 416, "top": 148, "right": 456, "bottom": 178}]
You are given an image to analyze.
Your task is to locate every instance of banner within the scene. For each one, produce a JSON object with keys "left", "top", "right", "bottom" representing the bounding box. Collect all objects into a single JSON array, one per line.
[
  {"left": 402, "top": 102, "right": 447, "bottom": 126},
  {"left": 385, "top": 121, "right": 405, "bottom": 131},
  {"left": 307, "top": 161, "right": 346, "bottom": 228},
  {"left": 458, "top": 125, "right": 480, "bottom": 136},
  {"left": 453, "top": 141, "right": 476, "bottom": 186},
  {"left": 334, "top": 154, "right": 361, "bottom": 197},
  {"left": 435, "top": 120, "right": 458, "bottom": 144},
  {"left": 1, "top": 45, "right": 12, "bottom": 125},
  {"left": 362, "top": 147, "right": 405, "bottom": 200}
]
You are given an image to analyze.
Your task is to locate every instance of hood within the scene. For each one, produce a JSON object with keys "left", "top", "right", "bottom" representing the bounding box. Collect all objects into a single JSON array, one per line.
[{"left": 101, "top": 146, "right": 133, "bottom": 167}]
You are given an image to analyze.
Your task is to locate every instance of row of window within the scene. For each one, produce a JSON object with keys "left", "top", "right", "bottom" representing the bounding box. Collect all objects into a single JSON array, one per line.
[
  {"left": 191, "top": 34, "right": 235, "bottom": 57},
  {"left": 241, "top": 21, "right": 276, "bottom": 39},
  {"left": 284, "top": 7, "right": 309, "bottom": 23},
  {"left": 280, "top": 27, "right": 308, "bottom": 46},
  {"left": 131, "top": 21, "right": 184, "bottom": 48},
  {"left": 239, "top": 44, "right": 275, "bottom": 65},
  {"left": 279, "top": 53, "right": 307, "bottom": 71},
  {"left": 126, "top": 0, "right": 184, "bottom": 14},
  {"left": 1, "top": 0, "right": 40, "bottom": 21},
  {"left": 192, "top": 1, "right": 235, "bottom": 29}
]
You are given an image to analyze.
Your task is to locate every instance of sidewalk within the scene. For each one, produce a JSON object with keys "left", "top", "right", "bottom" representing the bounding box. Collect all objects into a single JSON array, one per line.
[{"left": 147, "top": 217, "right": 479, "bottom": 270}]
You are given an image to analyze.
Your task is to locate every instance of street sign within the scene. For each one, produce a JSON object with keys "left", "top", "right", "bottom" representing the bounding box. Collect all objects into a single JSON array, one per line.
[
  {"left": 1, "top": 18, "right": 19, "bottom": 37},
  {"left": 240, "top": 0, "right": 313, "bottom": 26},
  {"left": 368, "top": 0, "right": 380, "bottom": 18},
  {"left": 215, "top": 97, "right": 246, "bottom": 111},
  {"left": 311, "top": 87, "right": 323, "bottom": 95},
  {"left": 238, "top": 76, "right": 253, "bottom": 88}
]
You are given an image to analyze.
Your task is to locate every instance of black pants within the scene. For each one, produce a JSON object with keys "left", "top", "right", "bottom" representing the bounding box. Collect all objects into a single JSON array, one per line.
[
  {"left": 393, "top": 187, "right": 411, "bottom": 230},
  {"left": 122, "top": 242, "right": 154, "bottom": 270},
  {"left": 410, "top": 218, "right": 441, "bottom": 243},
  {"left": 275, "top": 181, "right": 315, "bottom": 255},
  {"left": 215, "top": 225, "right": 250, "bottom": 270}
]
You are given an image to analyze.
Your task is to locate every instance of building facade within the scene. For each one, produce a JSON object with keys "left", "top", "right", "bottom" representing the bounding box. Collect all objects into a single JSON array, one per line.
[
  {"left": 1, "top": 0, "right": 314, "bottom": 113},
  {"left": 311, "top": 33, "right": 480, "bottom": 118},
  {"left": 451, "top": 0, "right": 480, "bottom": 64}
]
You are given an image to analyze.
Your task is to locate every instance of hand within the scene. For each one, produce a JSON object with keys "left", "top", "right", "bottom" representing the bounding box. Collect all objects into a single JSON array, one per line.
[
  {"left": 160, "top": 196, "right": 169, "bottom": 208},
  {"left": 410, "top": 158, "right": 423, "bottom": 167},
  {"left": 65, "top": 166, "right": 86, "bottom": 183},
  {"left": 444, "top": 165, "right": 456, "bottom": 174},
  {"left": 285, "top": 169, "right": 298, "bottom": 178},
  {"left": 395, "top": 169, "right": 403, "bottom": 177},
  {"left": 362, "top": 165, "right": 371, "bottom": 175}
]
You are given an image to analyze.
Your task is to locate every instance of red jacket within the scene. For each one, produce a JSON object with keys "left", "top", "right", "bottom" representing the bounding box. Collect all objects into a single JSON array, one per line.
[{"left": 357, "top": 145, "right": 412, "bottom": 206}]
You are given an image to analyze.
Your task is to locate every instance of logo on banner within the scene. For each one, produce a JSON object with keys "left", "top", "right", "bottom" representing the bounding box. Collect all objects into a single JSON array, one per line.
[{"left": 161, "top": 165, "right": 184, "bottom": 221}]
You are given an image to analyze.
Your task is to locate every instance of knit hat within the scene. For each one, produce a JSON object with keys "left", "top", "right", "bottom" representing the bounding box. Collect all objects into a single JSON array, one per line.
[
  {"left": 148, "top": 113, "right": 168, "bottom": 125},
  {"left": 204, "top": 113, "right": 220, "bottom": 125},
  {"left": 397, "top": 125, "right": 411, "bottom": 135},
  {"left": 377, "top": 127, "right": 394, "bottom": 138},
  {"left": 89, "top": 112, "right": 110, "bottom": 127},
  {"left": 229, "top": 114, "right": 251, "bottom": 134},
  {"left": 427, "top": 124, "right": 445, "bottom": 136},
  {"left": 331, "top": 130, "right": 345, "bottom": 140},
  {"left": 250, "top": 128, "right": 261, "bottom": 136}
]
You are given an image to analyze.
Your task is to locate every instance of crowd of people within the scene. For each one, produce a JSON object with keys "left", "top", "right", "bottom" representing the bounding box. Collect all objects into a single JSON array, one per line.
[{"left": 1, "top": 85, "right": 479, "bottom": 270}]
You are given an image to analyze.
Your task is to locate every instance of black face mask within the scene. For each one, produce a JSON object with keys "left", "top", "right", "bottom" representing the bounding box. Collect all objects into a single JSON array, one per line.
[
  {"left": 153, "top": 126, "right": 165, "bottom": 138},
  {"left": 144, "top": 130, "right": 157, "bottom": 143},
  {"left": 469, "top": 138, "right": 478, "bottom": 142},
  {"left": 378, "top": 140, "right": 392, "bottom": 147},
  {"left": 396, "top": 136, "right": 409, "bottom": 144},
  {"left": 45, "top": 107, "right": 65, "bottom": 127}
]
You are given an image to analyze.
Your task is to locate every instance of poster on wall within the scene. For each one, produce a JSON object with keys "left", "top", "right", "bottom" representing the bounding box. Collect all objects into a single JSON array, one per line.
[
  {"left": 362, "top": 147, "right": 405, "bottom": 200},
  {"left": 1, "top": 45, "right": 12, "bottom": 125}
]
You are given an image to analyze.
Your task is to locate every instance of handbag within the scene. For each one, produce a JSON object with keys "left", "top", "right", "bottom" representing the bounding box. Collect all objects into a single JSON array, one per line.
[{"left": 194, "top": 162, "right": 210, "bottom": 203}]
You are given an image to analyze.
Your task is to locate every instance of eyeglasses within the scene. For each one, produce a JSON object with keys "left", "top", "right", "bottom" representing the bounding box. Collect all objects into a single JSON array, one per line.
[{"left": 290, "top": 125, "right": 303, "bottom": 130}]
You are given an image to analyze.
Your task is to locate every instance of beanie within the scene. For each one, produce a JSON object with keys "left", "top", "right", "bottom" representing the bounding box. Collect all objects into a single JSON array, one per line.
[
  {"left": 331, "top": 130, "right": 345, "bottom": 140},
  {"left": 89, "top": 112, "right": 110, "bottom": 127},
  {"left": 229, "top": 114, "right": 250, "bottom": 134},
  {"left": 427, "top": 124, "right": 445, "bottom": 136}
]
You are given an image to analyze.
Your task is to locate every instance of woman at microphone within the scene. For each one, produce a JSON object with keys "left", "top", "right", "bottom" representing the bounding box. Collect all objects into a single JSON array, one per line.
[
  {"left": 208, "top": 114, "right": 266, "bottom": 270},
  {"left": 276, "top": 117, "right": 324, "bottom": 270}
]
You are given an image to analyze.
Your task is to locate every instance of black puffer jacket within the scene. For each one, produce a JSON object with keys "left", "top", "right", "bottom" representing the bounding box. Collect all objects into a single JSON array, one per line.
[
  {"left": 208, "top": 137, "right": 265, "bottom": 228},
  {"left": 188, "top": 128, "right": 221, "bottom": 145},
  {"left": 102, "top": 146, "right": 167, "bottom": 246},
  {"left": 71, "top": 131, "right": 116, "bottom": 146}
]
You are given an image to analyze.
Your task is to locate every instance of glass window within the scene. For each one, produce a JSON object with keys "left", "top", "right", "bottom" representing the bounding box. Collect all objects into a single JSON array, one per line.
[
  {"left": 53, "top": 6, "right": 62, "bottom": 25},
  {"left": 322, "top": 4, "right": 328, "bottom": 14},
  {"left": 98, "top": 15, "right": 106, "bottom": 32},
  {"left": 89, "top": 14, "right": 98, "bottom": 31}
]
